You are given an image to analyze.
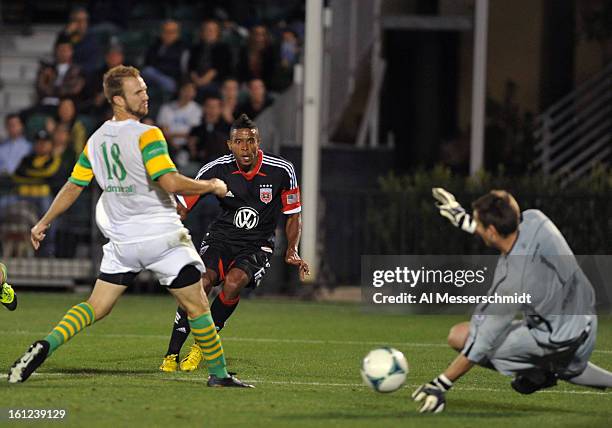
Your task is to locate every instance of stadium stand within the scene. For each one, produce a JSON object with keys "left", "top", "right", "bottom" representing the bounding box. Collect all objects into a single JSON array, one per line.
[{"left": 0, "top": 2, "right": 305, "bottom": 291}]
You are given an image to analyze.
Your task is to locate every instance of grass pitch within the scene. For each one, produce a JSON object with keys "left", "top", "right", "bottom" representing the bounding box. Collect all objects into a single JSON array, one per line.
[{"left": 1, "top": 292, "right": 611, "bottom": 427}]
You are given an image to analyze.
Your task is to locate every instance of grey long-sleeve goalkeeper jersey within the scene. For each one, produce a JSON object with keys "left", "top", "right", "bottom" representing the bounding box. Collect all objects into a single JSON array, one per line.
[{"left": 462, "top": 209, "right": 596, "bottom": 364}]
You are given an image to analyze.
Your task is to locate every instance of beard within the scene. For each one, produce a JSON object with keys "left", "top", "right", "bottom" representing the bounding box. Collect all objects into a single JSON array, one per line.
[{"left": 125, "top": 102, "right": 148, "bottom": 119}]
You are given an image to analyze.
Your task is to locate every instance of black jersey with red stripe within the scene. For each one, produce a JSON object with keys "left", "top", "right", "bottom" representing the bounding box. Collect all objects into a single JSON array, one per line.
[{"left": 178, "top": 150, "right": 301, "bottom": 248}]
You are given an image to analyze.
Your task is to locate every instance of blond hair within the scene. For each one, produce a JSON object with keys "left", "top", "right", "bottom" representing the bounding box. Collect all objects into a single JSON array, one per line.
[{"left": 103, "top": 65, "right": 141, "bottom": 105}]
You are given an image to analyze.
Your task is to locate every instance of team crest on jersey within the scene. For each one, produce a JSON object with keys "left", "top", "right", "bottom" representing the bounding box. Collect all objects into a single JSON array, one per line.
[{"left": 260, "top": 184, "right": 273, "bottom": 204}]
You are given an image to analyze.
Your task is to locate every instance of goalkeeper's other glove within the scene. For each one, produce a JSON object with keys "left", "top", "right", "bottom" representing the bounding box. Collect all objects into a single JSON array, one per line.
[
  {"left": 412, "top": 374, "right": 453, "bottom": 413},
  {"left": 432, "top": 188, "right": 476, "bottom": 234}
]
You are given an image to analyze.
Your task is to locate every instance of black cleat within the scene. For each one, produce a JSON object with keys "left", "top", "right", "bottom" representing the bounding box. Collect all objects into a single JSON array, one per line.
[
  {"left": 8, "top": 340, "right": 50, "bottom": 383},
  {"left": 207, "top": 374, "right": 254, "bottom": 388},
  {"left": 511, "top": 371, "right": 558, "bottom": 394}
]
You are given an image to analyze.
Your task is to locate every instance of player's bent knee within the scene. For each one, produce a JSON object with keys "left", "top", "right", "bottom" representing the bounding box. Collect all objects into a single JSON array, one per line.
[
  {"left": 223, "top": 279, "right": 244, "bottom": 299},
  {"left": 223, "top": 269, "right": 248, "bottom": 298},
  {"left": 168, "top": 264, "right": 202, "bottom": 289},
  {"left": 448, "top": 322, "right": 470, "bottom": 351}
]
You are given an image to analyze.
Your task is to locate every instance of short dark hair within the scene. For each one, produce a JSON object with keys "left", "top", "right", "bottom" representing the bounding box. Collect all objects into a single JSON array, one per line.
[
  {"left": 201, "top": 19, "right": 220, "bottom": 28},
  {"left": 5, "top": 113, "right": 20, "bottom": 124},
  {"left": 203, "top": 94, "right": 222, "bottom": 103},
  {"left": 179, "top": 80, "right": 195, "bottom": 90},
  {"left": 69, "top": 6, "right": 88, "bottom": 20},
  {"left": 231, "top": 114, "right": 257, "bottom": 133},
  {"left": 54, "top": 37, "right": 72, "bottom": 48},
  {"left": 472, "top": 191, "right": 520, "bottom": 236}
]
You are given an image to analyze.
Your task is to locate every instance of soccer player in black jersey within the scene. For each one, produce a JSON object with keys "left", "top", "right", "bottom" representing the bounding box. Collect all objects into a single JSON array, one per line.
[{"left": 160, "top": 114, "right": 309, "bottom": 372}]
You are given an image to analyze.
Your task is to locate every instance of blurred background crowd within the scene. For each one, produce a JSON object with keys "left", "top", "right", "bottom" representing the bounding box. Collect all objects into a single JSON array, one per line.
[{"left": 0, "top": 1, "right": 305, "bottom": 261}]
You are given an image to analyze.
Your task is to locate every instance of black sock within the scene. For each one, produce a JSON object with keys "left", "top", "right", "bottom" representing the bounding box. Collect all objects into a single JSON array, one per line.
[
  {"left": 210, "top": 291, "right": 240, "bottom": 332},
  {"left": 165, "top": 307, "right": 190, "bottom": 356}
]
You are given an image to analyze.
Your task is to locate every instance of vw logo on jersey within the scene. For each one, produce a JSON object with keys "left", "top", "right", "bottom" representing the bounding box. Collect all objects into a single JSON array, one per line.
[{"left": 233, "top": 207, "right": 260, "bottom": 230}]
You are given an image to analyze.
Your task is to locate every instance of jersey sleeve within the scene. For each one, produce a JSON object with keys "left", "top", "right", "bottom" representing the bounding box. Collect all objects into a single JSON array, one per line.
[
  {"left": 175, "top": 159, "right": 222, "bottom": 211},
  {"left": 176, "top": 194, "right": 201, "bottom": 211},
  {"left": 280, "top": 162, "right": 301, "bottom": 215},
  {"left": 68, "top": 143, "right": 94, "bottom": 186},
  {"left": 139, "top": 127, "right": 177, "bottom": 180}
]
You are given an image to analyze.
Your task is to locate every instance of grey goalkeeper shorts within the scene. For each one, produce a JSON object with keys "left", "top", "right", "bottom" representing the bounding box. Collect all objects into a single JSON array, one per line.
[{"left": 484, "top": 318, "right": 596, "bottom": 378}]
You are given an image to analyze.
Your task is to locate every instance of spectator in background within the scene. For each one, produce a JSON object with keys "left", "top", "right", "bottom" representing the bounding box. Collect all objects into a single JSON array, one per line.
[
  {"left": 88, "top": 0, "right": 132, "bottom": 30},
  {"left": 49, "top": 124, "right": 80, "bottom": 258},
  {"left": 48, "top": 98, "right": 87, "bottom": 155},
  {"left": 56, "top": 7, "right": 102, "bottom": 76},
  {"left": 218, "top": 12, "right": 249, "bottom": 71},
  {"left": 188, "top": 96, "right": 231, "bottom": 164},
  {"left": 12, "top": 130, "right": 62, "bottom": 256},
  {"left": 12, "top": 131, "right": 61, "bottom": 215},
  {"left": 84, "top": 44, "right": 125, "bottom": 120},
  {"left": 220, "top": 77, "right": 240, "bottom": 123},
  {"left": 237, "top": 25, "right": 278, "bottom": 88},
  {"left": 36, "top": 40, "right": 85, "bottom": 108},
  {"left": 273, "top": 29, "right": 299, "bottom": 91},
  {"left": 157, "top": 82, "right": 201, "bottom": 168},
  {"left": 188, "top": 20, "right": 233, "bottom": 100},
  {"left": 236, "top": 78, "right": 273, "bottom": 119},
  {"left": 0, "top": 115, "right": 32, "bottom": 176},
  {"left": 142, "top": 20, "right": 188, "bottom": 95},
  {"left": 50, "top": 124, "right": 76, "bottom": 193}
]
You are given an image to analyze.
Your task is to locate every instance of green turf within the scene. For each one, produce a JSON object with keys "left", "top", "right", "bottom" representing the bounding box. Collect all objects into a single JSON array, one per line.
[{"left": 1, "top": 293, "right": 611, "bottom": 427}]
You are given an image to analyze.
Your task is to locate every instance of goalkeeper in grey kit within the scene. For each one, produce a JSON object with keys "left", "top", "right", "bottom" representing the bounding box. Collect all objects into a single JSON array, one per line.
[{"left": 412, "top": 188, "right": 612, "bottom": 413}]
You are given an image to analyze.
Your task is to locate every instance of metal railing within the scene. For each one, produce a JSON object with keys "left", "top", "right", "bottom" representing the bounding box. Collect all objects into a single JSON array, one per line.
[
  {"left": 326, "top": 0, "right": 382, "bottom": 144},
  {"left": 532, "top": 62, "right": 612, "bottom": 185},
  {"left": 0, "top": 181, "right": 98, "bottom": 287}
]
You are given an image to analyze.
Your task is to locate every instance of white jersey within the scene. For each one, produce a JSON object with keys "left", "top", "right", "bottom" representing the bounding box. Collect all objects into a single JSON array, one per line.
[{"left": 69, "top": 119, "right": 181, "bottom": 243}]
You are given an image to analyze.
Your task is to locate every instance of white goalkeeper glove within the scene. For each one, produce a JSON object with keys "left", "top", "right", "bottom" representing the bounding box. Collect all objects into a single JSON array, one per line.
[
  {"left": 412, "top": 374, "right": 453, "bottom": 413},
  {"left": 432, "top": 188, "right": 476, "bottom": 234}
]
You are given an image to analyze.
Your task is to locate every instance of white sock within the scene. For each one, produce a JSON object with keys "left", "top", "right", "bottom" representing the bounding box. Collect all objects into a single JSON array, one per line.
[{"left": 566, "top": 362, "right": 612, "bottom": 389}]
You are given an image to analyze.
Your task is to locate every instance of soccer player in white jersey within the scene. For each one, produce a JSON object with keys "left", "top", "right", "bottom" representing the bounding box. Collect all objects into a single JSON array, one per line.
[{"left": 8, "top": 65, "right": 252, "bottom": 388}]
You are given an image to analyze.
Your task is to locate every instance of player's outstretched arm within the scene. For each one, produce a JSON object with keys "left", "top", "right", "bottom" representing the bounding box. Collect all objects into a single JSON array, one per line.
[
  {"left": 31, "top": 181, "right": 85, "bottom": 250},
  {"left": 284, "top": 213, "right": 310, "bottom": 280},
  {"left": 432, "top": 187, "right": 477, "bottom": 233},
  {"left": 412, "top": 354, "right": 474, "bottom": 413},
  {"left": 158, "top": 172, "right": 227, "bottom": 197}
]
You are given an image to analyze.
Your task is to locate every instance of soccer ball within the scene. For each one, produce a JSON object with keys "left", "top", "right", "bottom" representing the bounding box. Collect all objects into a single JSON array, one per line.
[{"left": 360, "top": 347, "right": 408, "bottom": 393}]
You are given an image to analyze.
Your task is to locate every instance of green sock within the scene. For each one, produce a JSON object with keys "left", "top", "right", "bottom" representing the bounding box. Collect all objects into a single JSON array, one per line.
[
  {"left": 189, "top": 313, "right": 229, "bottom": 378},
  {"left": 44, "top": 302, "right": 95, "bottom": 354}
]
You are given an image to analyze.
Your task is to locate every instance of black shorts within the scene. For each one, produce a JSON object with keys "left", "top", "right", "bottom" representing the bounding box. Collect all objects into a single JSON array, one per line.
[{"left": 199, "top": 239, "right": 271, "bottom": 288}]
